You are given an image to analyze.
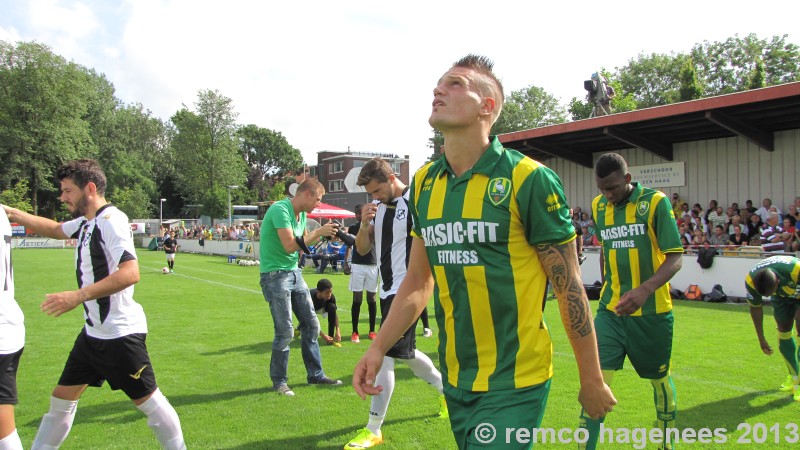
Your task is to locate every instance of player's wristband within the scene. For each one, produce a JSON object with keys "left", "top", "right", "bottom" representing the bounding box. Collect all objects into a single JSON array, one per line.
[{"left": 295, "top": 236, "right": 311, "bottom": 254}]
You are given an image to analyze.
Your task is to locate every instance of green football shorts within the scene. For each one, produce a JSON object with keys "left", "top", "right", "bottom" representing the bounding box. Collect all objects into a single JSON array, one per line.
[
  {"left": 444, "top": 379, "right": 551, "bottom": 449},
  {"left": 772, "top": 297, "right": 800, "bottom": 326},
  {"left": 594, "top": 307, "right": 673, "bottom": 379}
]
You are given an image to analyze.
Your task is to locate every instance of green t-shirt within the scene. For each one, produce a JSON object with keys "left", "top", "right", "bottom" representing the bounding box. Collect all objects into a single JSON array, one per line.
[
  {"left": 745, "top": 255, "right": 800, "bottom": 306},
  {"left": 591, "top": 182, "right": 683, "bottom": 315},
  {"left": 410, "top": 136, "right": 575, "bottom": 392},
  {"left": 259, "top": 198, "right": 305, "bottom": 273}
]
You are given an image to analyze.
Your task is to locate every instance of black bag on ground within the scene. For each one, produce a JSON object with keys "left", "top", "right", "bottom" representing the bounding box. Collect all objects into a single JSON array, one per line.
[
  {"left": 584, "top": 281, "right": 602, "bottom": 300},
  {"left": 669, "top": 288, "right": 684, "bottom": 299},
  {"left": 702, "top": 284, "right": 728, "bottom": 303}
]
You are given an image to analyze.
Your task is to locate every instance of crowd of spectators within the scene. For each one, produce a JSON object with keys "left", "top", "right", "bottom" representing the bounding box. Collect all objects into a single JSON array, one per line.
[
  {"left": 160, "top": 223, "right": 260, "bottom": 241},
  {"left": 574, "top": 195, "right": 800, "bottom": 256},
  {"left": 157, "top": 195, "right": 800, "bottom": 259}
]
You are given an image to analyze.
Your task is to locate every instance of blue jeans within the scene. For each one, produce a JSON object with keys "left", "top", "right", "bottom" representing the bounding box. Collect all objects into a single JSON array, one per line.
[{"left": 260, "top": 269, "right": 326, "bottom": 387}]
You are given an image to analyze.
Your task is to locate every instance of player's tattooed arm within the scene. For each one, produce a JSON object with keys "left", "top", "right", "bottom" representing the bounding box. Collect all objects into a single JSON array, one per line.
[{"left": 535, "top": 239, "right": 594, "bottom": 339}]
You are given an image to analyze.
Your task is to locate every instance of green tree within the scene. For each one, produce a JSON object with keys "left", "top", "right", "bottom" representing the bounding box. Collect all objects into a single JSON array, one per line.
[
  {"left": 748, "top": 58, "right": 765, "bottom": 89},
  {"left": 567, "top": 97, "right": 593, "bottom": 121},
  {"left": 691, "top": 33, "right": 800, "bottom": 96},
  {"left": 92, "top": 103, "right": 170, "bottom": 214},
  {"left": 426, "top": 129, "right": 444, "bottom": 163},
  {"left": 0, "top": 41, "right": 97, "bottom": 215},
  {"left": 679, "top": 57, "right": 703, "bottom": 101},
  {"left": 170, "top": 90, "right": 246, "bottom": 220},
  {"left": 237, "top": 124, "right": 303, "bottom": 201},
  {"left": 491, "top": 85, "right": 567, "bottom": 135},
  {"left": 0, "top": 179, "right": 33, "bottom": 212},
  {"left": 200, "top": 185, "right": 229, "bottom": 222},
  {"left": 267, "top": 181, "right": 287, "bottom": 202},
  {"left": 109, "top": 185, "right": 151, "bottom": 220},
  {"left": 617, "top": 53, "right": 686, "bottom": 108}
]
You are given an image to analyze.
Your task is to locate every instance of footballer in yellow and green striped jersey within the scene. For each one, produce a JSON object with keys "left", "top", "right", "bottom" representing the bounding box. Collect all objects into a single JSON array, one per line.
[
  {"left": 580, "top": 153, "right": 683, "bottom": 450},
  {"left": 352, "top": 55, "right": 614, "bottom": 450},
  {"left": 745, "top": 255, "right": 800, "bottom": 306},
  {"left": 591, "top": 179, "right": 683, "bottom": 316},
  {"left": 410, "top": 136, "right": 575, "bottom": 392},
  {"left": 744, "top": 255, "right": 800, "bottom": 400}
]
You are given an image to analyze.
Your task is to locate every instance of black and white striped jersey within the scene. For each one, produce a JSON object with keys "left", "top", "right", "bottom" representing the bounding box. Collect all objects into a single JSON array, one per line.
[
  {"left": 0, "top": 209, "right": 24, "bottom": 353},
  {"left": 373, "top": 188, "right": 412, "bottom": 299},
  {"left": 62, "top": 204, "right": 147, "bottom": 339}
]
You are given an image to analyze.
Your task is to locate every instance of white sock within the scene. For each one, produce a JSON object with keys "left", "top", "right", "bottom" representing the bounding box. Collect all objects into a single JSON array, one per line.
[
  {"left": 407, "top": 349, "right": 444, "bottom": 394},
  {"left": 367, "top": 357, "right": 396, "bottom": 435},
  {"left": 136, "top": 389, "right": 186, "bottom": 450},
  {"left": 0, "top": 429, "right": 23, "bottom": 450},
  {"left": 31, "top": 397, "right": 79, "bottom": 450}
]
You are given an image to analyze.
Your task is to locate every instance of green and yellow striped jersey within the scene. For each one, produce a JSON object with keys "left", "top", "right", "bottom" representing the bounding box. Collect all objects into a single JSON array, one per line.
[
  {"left": 409, "top": 137, "right": 575, "bottom": 392},
  {"left": 745, "top": 255, "right": 800, "bottom": 306},
  {"left": 591, "top": 182, "right": 683, "bottom": 315}
]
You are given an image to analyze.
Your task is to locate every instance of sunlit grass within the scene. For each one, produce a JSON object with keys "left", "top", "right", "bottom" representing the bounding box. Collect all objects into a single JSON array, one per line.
[{"left": 11, "top": 249, "right": 799, "bottom": 449}]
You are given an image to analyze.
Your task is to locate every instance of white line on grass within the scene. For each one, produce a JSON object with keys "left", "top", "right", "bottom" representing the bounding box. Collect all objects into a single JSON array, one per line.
[
  {"left": 143, "top": 266, "right": 372, "bottom": 318},
  {"left": 170, "top": 264, "right": 253, "bottom": 279},
  {"left": 145, "top": 266, "right": 262, "bottom": 294}
]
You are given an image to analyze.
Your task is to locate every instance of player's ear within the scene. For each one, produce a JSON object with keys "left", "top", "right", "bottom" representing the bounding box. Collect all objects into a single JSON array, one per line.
[
  {"left": 84, "top": 181, "right": 98, "bottom": 195},
  {"left": 479, "top": 96, "right": 496, "bottom": 118}
]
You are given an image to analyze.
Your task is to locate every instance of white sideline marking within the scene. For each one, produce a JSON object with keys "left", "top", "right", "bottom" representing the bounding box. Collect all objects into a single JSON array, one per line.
[
  {"left": 144, "top": 266, "right": 370, "bottom": 318},
  {"left": 146, "top": 266, "right": 261, "bottom": 294}
]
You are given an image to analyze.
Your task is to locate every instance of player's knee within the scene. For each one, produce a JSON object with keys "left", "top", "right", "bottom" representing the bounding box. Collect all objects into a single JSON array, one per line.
[{"left": 274, "top": 328, "right": 294, "bottom": 346}]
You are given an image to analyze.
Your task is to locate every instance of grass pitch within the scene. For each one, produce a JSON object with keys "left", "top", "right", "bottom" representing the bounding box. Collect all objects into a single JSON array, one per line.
[{"left": 10, "top": 248, "right": 800, "bottom": 449}]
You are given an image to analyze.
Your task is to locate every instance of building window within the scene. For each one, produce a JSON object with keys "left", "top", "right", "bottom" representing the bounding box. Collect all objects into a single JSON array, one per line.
[
  {"left": 390, "top": 162, "right": 402, "bottom": 174},
  {"left": 329, "top": 161, "right": 343, "bottom": 174},
  {"left": 353, "top": 160, "right": 365, "bottom": 169},
  {"left": 329, "top": 180, "right": 344, "bottom": 192}
]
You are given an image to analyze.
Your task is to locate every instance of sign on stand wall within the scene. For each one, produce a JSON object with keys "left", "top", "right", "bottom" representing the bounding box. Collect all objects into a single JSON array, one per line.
[{"left": 629, "top": 162, "right": 685, "bottom": 188}]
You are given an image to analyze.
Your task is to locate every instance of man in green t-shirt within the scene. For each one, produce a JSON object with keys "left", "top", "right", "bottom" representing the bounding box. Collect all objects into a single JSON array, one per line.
[
  {"left": 581, "top": 153, "right": 683, "bottom": 450},
  {"left": 260, "top": 178, "right": 343, "bottom": 396},
  {"left": 745, "top": 255, "right": 800, "bottom": 402},
  {"left": 352, "top": 54, "right": 615, "bottom": 449}
]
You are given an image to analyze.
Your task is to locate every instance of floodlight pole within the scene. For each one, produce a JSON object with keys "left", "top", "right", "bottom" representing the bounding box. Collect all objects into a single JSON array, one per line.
[
  {"left": 159, "top": 198, "right": 166, "bottom": 235},
  {"left": 227, "top": 185, "right": 239, "bottom": 227}
]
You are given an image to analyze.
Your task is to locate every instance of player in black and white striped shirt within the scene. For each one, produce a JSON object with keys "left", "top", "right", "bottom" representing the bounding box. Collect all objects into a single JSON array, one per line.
[
  {"left": 0, "top": 207, "right": 25, "bottom": 450},
  {"left": 3, "top": 159, "right": 185, "bottom": 450},
  {"left": 345, "top": 157, "right": 445, "bottom": 450}
]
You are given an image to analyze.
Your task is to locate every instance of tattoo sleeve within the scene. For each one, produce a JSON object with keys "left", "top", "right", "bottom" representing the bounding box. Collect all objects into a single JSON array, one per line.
[{"left": 535, "top": 239, "right": 594, "bottom": 339}]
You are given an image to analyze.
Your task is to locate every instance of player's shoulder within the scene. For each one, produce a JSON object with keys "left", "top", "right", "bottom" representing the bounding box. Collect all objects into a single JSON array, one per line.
[
  {"left": 638, "top": 186, "right": 670, "bottom": 205},
  {"left": 97, "top": 205, "right": 129, "bottom": 226},
  {"left": 414, "top": 159, "right": 441, "bottom": 180},
  {"left": 506, "top": 150, "right": 547, "bottom": 178}
]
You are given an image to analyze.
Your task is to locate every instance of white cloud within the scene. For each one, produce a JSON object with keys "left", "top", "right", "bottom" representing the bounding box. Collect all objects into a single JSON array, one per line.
[
  {"left": 2, "top": 0, "right": 799, "bottom": 172},
  {"left": 0, "top": 25, "right": 21, "bottom": 43}
]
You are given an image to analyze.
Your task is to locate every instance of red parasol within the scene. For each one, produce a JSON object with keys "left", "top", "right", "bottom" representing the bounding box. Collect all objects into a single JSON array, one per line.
[{"left": 307, "top": 202, "right": 356, "bottom": 219}]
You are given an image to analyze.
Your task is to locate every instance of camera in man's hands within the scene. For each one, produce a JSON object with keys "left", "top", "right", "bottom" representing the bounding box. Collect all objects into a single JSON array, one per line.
[{"left": 332, "top": 223, "right": 356, "bottom": 246}]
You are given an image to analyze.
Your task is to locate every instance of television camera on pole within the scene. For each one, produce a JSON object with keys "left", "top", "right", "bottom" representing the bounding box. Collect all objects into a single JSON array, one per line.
[{"left": 584, "top": 72, "right": 615, "bottom": 117}]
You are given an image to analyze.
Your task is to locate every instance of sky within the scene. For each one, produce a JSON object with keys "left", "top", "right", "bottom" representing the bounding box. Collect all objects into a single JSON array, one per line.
[{"left": 1, "top": 0, "right": 798, "bottom": 172}]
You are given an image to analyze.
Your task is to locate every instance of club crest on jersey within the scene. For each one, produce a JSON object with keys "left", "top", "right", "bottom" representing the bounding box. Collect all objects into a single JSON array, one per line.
[
  {"left": 422, "top": 176, "right": 434, "bottom": 191},
  {"left": 487, "top": 177, "right": 511, "bottom": 206},
  {"left": 636, "top": 201, "right": 650, "bottom": 216},
  {"left": 546, "top": 193, "right": 561, "bottom": 212}
]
